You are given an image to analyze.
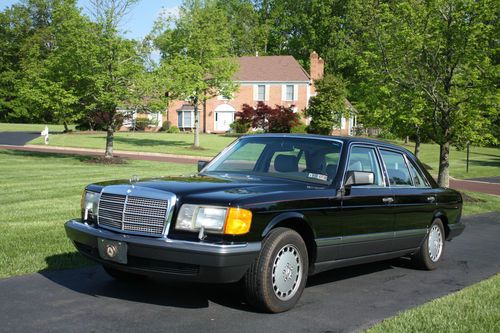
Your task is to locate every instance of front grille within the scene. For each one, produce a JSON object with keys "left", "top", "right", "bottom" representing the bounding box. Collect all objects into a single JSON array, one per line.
[{"left": 97, "top": 192, "right": 170, "bottom": 237}]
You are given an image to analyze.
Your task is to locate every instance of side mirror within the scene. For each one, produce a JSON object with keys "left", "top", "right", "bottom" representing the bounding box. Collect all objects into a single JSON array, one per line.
[
  {"left": 198, "top": 160, "right": 208, "bottom": 172},
  {"left": 345, "top": 171, "right": 375, "bottom": 187}
]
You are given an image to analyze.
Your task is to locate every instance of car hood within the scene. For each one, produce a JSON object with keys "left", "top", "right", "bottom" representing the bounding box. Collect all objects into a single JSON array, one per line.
[{"left": 87, "top": 174, "right": 330, "bottom": 206}]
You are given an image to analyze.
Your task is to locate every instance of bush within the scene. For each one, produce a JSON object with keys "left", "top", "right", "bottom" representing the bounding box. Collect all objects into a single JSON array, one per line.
[
  {"left": 290, "top": 123, "right": 307, "bottom": 133},
  {"left": 134, "top": 118, "right": 149, "bottom": 131},
  {"left": 166, "top": 126, "right": 180, "bottom": 133},
  {"left": 230, "top": 119, "right": 251, "bottom": 133},
  {"left": 377, "top": 129, "right": 398, "bottom": 140},
  {"left": 237, "top": 102, "right": 300, "bottom": 133},
  {"left": 161, "top": 120, "right": 172, "bottom": 131}
]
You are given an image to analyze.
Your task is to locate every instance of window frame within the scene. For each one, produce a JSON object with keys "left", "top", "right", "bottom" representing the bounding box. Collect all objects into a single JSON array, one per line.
[
  {"left": 177, "top": 110, "right": 194, "bottom": 128},
  {"left": 285, "top": 84, "right": 295, "bottom": 101},
  {"left": 378, "top": 148, "right": 416, "bottom": 187},
  {"left": 257, "top": 84, "right": 266, "bottom": 101},
  {"left": 406, "top": 156, "right": 431, "bottom": 188},
  {"left": 342, "top": 144, "right": 387, "bottom": 188}
]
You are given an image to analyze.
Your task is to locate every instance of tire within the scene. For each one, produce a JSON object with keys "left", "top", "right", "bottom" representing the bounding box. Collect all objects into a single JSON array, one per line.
[
  {"left": 244, "top": 227, "right": 309, "bottom": 313},
  {"left": 102, "top": 264, "right": 146, "bottom": 282},
  {"left": 412, "top": 219, "right": 445, "bottom": 270}
]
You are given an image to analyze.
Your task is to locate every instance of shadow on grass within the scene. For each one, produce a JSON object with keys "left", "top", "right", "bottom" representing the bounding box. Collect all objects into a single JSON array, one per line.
[
  {"left": 0, "top": 149, "right": 98, "bottom": 162},
  {"left": 113, "top": 136, "right": 189, "bottom": 148},
  {"left": 40, "top": 252, "right": 410, "bottom": 313}
]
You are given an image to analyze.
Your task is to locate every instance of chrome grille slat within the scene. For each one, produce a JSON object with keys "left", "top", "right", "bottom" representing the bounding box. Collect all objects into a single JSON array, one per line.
[{"left": 97, "top": 189, "right": 173, "bottom": 237}]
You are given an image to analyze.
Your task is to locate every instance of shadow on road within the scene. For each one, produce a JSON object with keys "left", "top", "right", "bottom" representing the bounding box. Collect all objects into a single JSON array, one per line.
[{"left": 40, "top": 252, "right": 410, "bottom": 313}]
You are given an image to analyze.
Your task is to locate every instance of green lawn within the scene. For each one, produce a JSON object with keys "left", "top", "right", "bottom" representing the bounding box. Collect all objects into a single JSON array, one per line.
[
  {"left": 29, "top": 131, "right": 236, "bottom": 157},
  {"left": 365, "top": 273, "right": 500, "bottom": 333},
  {"left": 462, "top": 191, "right": 500, "bottom": 216},
  {"left": 0, "top": 150, "right": 195, "bottom": 278},
  {"left": 395, "top": 141, "right": 500, "bottom": 180},
  {"left": 0, "top": 122, "right": 75, "bottom": 132},
  {"left": 27, "top": 131, "right": 499, "bottom": 179}
]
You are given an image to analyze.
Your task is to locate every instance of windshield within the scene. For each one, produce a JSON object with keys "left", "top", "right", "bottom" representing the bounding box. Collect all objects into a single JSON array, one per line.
[{"left": 204, "top": 136, "right": 342, "bottom": 185}]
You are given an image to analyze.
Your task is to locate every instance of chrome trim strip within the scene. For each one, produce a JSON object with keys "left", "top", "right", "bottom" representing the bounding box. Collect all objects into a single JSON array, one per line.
[{"left": 316, "top": 229, "right": 427, "bottom": 246}]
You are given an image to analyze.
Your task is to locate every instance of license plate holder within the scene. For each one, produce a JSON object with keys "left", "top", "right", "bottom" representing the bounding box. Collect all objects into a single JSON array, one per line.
[{"left": 98, "top": 238, "right": 128, "bottom": 264}]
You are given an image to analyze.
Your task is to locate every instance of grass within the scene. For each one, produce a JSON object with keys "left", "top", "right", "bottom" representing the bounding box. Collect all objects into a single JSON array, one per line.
[
  {"left": 394, "top": 140, "right": 500, "bottom": 180},
  {"left": 26, "top": 131, "right": 499, "bottom": 179},
  {"left": 365, "top": 273, "right": 500, "bottom": 333},
  {"left": 0, "top": 150, "right": 195, "bottom": 278},
  {"left": 0, "top": 122, "right": 75, "bottom": 132},
  {"left": 462, "top": 191, "right": 500, "bottom": 216},
  {"left": 29, "top": 131, "right": 236, "bottom": 157}
]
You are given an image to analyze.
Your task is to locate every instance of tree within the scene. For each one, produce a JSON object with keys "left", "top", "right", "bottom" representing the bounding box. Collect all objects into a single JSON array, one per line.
[
  {"left": 87, "top": 0, "right": 143, "bottom": 158},
  {"left": 305, "top": 74, "right": 347, "bottom": 135},
  {"left": 155, "top": 0, "right": 238, "bottom": 147},
  {"left": 353, "top": 0, "right": 498, "bottom": 186},
  {"left": 236, "top": 102, "right": 300, "bottom": 132}
]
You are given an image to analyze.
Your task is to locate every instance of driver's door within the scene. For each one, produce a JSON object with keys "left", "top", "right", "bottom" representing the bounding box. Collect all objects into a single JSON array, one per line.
[{"left": 337, "top": 145, "right": 395, "bottom": 259}]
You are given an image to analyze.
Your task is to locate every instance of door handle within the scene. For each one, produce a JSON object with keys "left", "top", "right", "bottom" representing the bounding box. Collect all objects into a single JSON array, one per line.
[
  {"left": 382, "top": 197, "right": 394, "bottom": 204},
  {"left": 427, "top": 196, "right": 436, "bottom": 203}
]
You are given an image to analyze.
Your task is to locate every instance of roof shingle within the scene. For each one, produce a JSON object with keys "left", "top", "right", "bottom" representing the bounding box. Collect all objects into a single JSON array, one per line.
[{"left": 234, "top": 56, "right": 310, "bottom": 82}]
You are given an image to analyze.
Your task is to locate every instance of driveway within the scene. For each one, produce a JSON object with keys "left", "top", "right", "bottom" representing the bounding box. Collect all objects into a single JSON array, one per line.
[
  {"left": 0, "top": 131, "right": 40, "bottom": 146},
  {"left": 0, "top": 212, "right": 498, "bottom": 333}
]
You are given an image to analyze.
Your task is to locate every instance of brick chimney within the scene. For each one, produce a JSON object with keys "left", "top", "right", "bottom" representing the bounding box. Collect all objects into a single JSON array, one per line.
[{"left": 310, "top": 51, "right": 324, "bottom": 81}]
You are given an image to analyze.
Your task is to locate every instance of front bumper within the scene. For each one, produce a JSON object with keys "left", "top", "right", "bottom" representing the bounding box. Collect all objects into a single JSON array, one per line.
[{"left": 65, "top": 219, "right": 260, "bottom": 283}]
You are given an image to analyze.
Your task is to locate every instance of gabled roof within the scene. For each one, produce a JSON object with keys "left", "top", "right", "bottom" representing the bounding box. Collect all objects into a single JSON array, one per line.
[{"left": 235, "top": 56, "right": 310, "bottom": 82}]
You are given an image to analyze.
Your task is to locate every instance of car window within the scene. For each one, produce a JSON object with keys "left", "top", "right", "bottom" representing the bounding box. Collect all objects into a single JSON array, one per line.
[
  {"left": 214, "top": 142, "right": 265, "bottom": 172},
  {"left": 380, "top": 150, "right": 413, "bottom": 186},
  {"left": 408, "top": 160, "right": 428, "bottom": 187},
  {"left": 346, "top": 146, "right": 384, "bottom": 186}
]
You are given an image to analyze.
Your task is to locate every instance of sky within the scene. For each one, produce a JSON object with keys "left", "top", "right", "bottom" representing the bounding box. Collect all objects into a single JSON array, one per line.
[{"left": 1, "top": 0, "right": 182, "bottom": 40}]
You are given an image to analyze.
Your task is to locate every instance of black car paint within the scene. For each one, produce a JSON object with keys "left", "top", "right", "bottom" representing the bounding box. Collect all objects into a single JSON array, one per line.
[{"left": 68, "top": 134, "right": 464, "bottom": 281}]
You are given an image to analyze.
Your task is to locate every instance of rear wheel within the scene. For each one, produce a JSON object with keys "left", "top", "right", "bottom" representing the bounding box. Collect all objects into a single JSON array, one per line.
[
  {"left": 102, "top": 265, "right": 146, "bottom": 282},
  {"left": 412, "top": 219, "right": 445, "bottom": 270},
  {"left": 244, "top": 228, "right": 308, "bottom": 313}
]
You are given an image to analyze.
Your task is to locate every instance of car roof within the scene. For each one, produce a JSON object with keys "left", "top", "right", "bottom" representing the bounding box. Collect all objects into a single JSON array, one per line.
[{"left": 241, "top": 133, "right": 412, "bottom": 155}]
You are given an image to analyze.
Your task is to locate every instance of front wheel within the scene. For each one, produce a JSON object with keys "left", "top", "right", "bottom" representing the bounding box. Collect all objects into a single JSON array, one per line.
[
  {"left": 244, "top": 228, "right": 309, "bottom": 313},
  {"left": 412, "top": 219, "right": 445, "bottom": 270}
]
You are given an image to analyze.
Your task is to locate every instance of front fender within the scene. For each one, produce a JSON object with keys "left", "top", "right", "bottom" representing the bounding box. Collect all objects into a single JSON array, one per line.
[{"left": 261, "top": 212, "right": 309, "bottom": 237}]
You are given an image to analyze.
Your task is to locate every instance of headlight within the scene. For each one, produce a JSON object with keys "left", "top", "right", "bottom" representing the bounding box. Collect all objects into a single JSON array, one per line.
[
  {"left": 175, "top": 204, "right": 252, "bottom": 235},
  {"left": 81, "top": 190, "right": 100, "bottom": 221}
]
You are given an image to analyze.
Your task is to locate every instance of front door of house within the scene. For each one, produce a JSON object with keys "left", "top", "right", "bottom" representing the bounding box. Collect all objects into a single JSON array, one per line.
[{"left": 215, "top": 111, "right": 234, "bottom": 132}]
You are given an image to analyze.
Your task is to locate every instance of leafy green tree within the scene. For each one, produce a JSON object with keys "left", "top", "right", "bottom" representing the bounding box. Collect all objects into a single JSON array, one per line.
[
  {"left": 353, "top": 0, "right": 498, "bottom": 186},
  {"left": 86, "top": 0, "right": 143, "bottom": 158},
  {"left": 305, "top": 74, "right": 347, "bottom": 135},
  {"left": 155, "top": 0, "right": 238, "bottom": 147}
]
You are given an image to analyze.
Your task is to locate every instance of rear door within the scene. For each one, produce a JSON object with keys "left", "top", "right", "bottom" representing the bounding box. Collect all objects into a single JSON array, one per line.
[
  {"left": 338, "top": 145, "right": 395, "bottom": 259},
  {"left": 379, "top": 149, "right": 436, "bottom": 251}
]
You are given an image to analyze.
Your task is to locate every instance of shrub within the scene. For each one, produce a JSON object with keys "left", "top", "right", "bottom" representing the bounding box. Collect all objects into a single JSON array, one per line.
[
  {"left": 167, "top": 126, "right": 180, "bottom": 133},
  {"left": 134, "top": 118, "right": 149, "bottom": 131},
  {"left": 290, "top": 123, "right": 307, "bottom": 133},
  {"left": 161, "top": 120, "right": 172, "bottom": 131},
  {"left": 237, "top": 102, "right": 300, "bottom": 133},
  {"left": 230, "top": 119, "right": 251, "bottom": 133}
]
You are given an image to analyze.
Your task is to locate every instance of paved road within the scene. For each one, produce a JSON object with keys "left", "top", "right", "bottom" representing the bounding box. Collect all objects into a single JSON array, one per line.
[
  {"left": 467, "top": 176, "right": 500, "bottom": 184},
  {"left": 0, "top": 213, "right": 498, "bottom": 333},
  {"left": 0, "top": 131, "right": 40, "bottom": 145}
]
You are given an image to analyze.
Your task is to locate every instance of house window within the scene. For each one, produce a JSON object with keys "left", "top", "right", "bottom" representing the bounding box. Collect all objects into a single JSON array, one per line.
[
  {"left": 177, "top": 111, "right": 194, "bottom": 128},
  {"left": 285, "top": 85, "right": 294, "bottom": 101},
  {"left": 257, "top": 85, "right": 266, "bottom": 101}
]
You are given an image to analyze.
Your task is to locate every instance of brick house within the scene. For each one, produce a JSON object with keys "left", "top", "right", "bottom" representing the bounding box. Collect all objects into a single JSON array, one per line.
[{"left": 166, "top": 52, "right": 355, "bottom": 135}]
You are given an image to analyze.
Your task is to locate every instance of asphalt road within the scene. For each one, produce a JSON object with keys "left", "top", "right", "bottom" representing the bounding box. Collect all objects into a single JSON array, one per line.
[
  {"left": 0, "top": 212, "right": 499, "bottom": 333},
  {"left": 0, "top": 131, "right": 40, "bottom": 145}
]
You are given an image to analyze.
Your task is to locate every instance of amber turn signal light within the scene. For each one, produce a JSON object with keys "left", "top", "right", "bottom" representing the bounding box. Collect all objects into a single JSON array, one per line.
[{"left": 224, "top": 208, "right": 252, "bottom": 235}]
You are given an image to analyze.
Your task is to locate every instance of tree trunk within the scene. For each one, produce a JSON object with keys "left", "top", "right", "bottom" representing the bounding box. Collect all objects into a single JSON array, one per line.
[
  {"left": 414, "top": 129, "right": 421, "bottom": 158},
  {"left": 437, "top": 141, "right": 450, "bottom": 188},
  {"left": 193, "top": 102, "right": 200, "bottom": 147},
  {"left": 63, "top": 121, "right": 69, "bottom": 133},
  {"left": 105, "top": 127, "right": 114, "bottom": 158},
  {"left": 404, "top": 136, "right": 409, "bottom": 145}
]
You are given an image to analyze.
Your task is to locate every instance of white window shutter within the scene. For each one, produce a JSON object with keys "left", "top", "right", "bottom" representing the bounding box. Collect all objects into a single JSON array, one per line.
[
  {"left": 281, "top": 84, "right": 286, "bottom": 101},
  {"left": 253, "top": 85, "right": 258, "bottom": 101},
  {"left": 294, "top": 85, "right": 298, "bottom": 101},
  {"left": 265, "top": 85, "right": 270, "bottom": 102}
]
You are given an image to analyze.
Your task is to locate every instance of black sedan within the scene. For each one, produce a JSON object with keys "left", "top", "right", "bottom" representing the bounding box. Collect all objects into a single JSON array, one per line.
[{"left": 65, "top": 134, "right": 464, "bottom": 312}]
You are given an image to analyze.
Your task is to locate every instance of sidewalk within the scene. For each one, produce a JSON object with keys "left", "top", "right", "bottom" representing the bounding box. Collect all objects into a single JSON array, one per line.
[{"left": 1, "top": 143, "right": 498, "bottom": 195}]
